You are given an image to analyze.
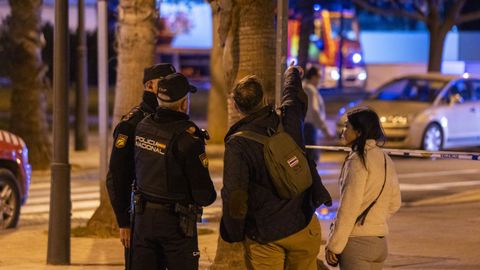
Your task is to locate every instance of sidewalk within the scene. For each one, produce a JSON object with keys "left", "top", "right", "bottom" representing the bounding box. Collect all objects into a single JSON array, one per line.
[{"left": 1, "top": 137, "right": 480, "bottom": 269}]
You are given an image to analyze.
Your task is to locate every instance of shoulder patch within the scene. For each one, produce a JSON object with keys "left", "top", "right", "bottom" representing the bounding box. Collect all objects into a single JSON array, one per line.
[
  {"left": 186, "top": 126, "right": 200, "bottom": 140},
  {"left": 115, "top": 134, "right": 128, "bottom": 148},
  {"left": 186, "top": 126, "right": 197, "bottom": 135},
  {"left": 199, "top": 152, "right": 209, "bottom": 168},
  {"left": 121, "top": 107, "right": 141, "bottom": 122}
]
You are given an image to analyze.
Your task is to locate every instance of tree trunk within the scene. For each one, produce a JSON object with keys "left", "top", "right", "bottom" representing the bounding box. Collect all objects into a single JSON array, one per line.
[
  {"left": 298, "top": 0, "right": 314, "bottom": 70},
  {"left": 87, "top": 0, "right": 156, "bottom": 235},
  {"left": 210, "top": 1, "right": 275, "bottom": 269},
  {"left": 427, "top": 26, "right": 447, "bottom": 72},
  {"left": 235, "top": 0, "right": 275, "bottom": 102},
  {"left": 207, "top": 2, "right": 228, "bottom": 144},
  {"left": 112, "top": 0, "right": 156, "bottom": 126},
  {"left": 225, "top": 0, "right": 276, "bottom": 126},
  {"left": 219, "top": 0, "right": 241, "bottom": 128},
  {"left": 6, "top": 0, "right": 51, "bottom": 170}
]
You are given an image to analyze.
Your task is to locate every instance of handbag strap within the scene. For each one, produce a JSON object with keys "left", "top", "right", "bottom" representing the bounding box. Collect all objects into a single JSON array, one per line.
[{"left": 355, "top": 154, "right": 387, "bottom": 226}]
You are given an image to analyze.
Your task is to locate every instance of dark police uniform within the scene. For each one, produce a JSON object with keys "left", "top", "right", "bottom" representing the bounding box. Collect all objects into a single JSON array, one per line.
[
  {"left": 106, "top": 92, "right": 157, "bottom": 228},
  {"left": 106, "top": 63, "right": 176, "bottom": 270},
  {"left": 131, "top": 73, "right": 216, "bottom": 270}
]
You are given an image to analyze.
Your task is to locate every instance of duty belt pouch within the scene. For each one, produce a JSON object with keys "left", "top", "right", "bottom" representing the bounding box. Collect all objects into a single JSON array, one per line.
[
  {"left": 133, "top": 192, "right": 145, "bottom": 215},
  {"left": 175, "top": 203, "right": 198, "bottom": 238}
]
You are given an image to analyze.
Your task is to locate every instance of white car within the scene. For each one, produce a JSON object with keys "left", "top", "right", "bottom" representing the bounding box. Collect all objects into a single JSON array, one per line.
[{"left": 336, "top": 73, "right": 480, "bottom": 151}]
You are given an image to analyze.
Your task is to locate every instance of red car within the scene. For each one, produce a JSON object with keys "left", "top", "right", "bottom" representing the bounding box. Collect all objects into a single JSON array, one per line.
[{"left": 0, "top": 130, "right": 31, "bottom": 229}]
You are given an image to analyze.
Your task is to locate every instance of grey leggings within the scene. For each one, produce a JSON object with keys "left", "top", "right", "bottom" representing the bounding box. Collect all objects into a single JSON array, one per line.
[{"left": 339, "top": 236, "right": 388, "bottom": 270}]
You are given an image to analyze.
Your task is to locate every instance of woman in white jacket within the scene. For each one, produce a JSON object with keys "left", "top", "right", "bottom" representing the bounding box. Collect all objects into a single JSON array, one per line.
[{"left": 325, "top": 108, "right": 402, "bottom": 270}]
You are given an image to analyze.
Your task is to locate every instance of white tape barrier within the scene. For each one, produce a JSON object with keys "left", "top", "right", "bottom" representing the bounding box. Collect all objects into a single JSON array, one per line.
[{"left": 306, "top": 145, "right": 480, "bottom": 161}]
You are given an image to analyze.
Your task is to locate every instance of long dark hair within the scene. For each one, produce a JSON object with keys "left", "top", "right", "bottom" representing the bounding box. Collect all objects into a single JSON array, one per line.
[{"left": 347, "top": 108, "right": 386, "bottom": 166}]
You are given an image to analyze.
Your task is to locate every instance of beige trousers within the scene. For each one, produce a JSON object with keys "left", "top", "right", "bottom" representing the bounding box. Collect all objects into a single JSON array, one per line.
[
  {"left": 339, "top": 236, "right": 388, "bottom": 270},
  {"left": 243, "top": 215, "right": 322, "bottom": 270}
]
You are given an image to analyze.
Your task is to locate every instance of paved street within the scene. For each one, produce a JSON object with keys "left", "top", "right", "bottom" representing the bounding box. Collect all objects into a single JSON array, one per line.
[
  {"left": 4, "top": 147, "right": 480, "bottom": 269},
  {"left": 319, "top": 152, "right": 480, "bottom": 202},
  {"left": 22, "top": 152, "right": 480, "bottom": 225},
  {"left": 2, "top": 90, "right": 480, "bottom": 269},
  {"left": 20, "top": 170, "right": 100, "bottom": 227}
]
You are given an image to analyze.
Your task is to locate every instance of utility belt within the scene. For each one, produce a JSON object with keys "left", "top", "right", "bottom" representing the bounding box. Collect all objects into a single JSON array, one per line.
[{"left": 132, "top": 192, "right": 202, "bottom": 237}]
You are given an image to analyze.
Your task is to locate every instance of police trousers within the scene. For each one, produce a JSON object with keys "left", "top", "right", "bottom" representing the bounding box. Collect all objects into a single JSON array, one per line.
[
  {"left": 243, "top": 215, "right": 322, "bottom": 270},
  {"left": 339, "top": 236, "right": 388, "bottom": 270},
  {"left": 131, "top": 204, "right": 199, "bottom": 270}
]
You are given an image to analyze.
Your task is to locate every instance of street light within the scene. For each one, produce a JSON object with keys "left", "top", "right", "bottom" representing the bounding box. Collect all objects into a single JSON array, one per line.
[
  {"left": 47, "top": 0, "right": 71, "bottom": 264},
  {"left": 98, "top": 0, "right": 109, "bottom": 188},
  {"left": 75, "top": 0, "right": 89, "bottom": 151}
]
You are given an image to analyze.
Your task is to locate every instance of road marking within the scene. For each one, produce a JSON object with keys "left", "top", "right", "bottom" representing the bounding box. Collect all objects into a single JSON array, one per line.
[
  {"left": 26, "top": 192, "right": 100, "bottom": 205},
  {"left": 316, "top": 168, "right": 480, "bottom": 180},
  {"left": 316, "top": 168, "right": 480, "bottom": 189},
  {"left": 308, "top": 145, "right": 480, "bottom": 161},
  {"left": 27, "top": 186, "right": 99, "bottom": 197},
  {"left": 23, "top": 180, "right": 100, "bottom": 216},
  {"left": 399, "top": 180, "right": 480, "bottom": 191},
  {"left": 22, "top": 199, "right": 100, "bottom": 215},
  {"left": 399, "top": 169, "right": 480, "bottom": 179}
]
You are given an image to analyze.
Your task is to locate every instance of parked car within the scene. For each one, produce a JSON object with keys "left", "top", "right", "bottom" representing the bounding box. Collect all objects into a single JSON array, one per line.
[
  {"left": 0, "top": 130, "right": 31, "bottom": 229},
  {"left": 336, "top": 73, "right": 480, "bottom": 151}
]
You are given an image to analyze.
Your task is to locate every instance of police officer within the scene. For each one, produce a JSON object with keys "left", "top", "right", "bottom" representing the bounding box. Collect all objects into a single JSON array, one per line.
[
  {"left": 132, "top": 72, "right": 217, "bottom": 270},
  {"left": 106, "top": 63, "right": 176, "bottom": 268}
]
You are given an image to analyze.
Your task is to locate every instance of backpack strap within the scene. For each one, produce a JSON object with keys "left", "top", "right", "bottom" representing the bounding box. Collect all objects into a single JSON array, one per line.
[
  {"left": 355, "top": 153, "right": 387, "bottom": 226},
  {"left": 274, "top": 107, "right": 285, "bottom": 133},
  {"left": 230, "top": 130, "right": 269, "bottom": 145}
]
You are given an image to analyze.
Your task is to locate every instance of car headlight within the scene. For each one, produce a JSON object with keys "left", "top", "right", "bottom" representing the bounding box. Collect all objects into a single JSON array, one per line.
[
  {"left": 357, "top": 72, "right": 367, "bottom": 81},
  {"left": 380, "top": 115, "right": 408, "bottom": 125},
  {"left": 330, "top": 69, "right": 340, "bottom": 81},
  {"left": 352, "top": 53, "right": 362, "bottom": 64}
]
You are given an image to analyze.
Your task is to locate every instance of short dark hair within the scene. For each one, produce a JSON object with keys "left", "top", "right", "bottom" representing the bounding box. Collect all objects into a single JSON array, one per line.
[
  {"left": 305, "top": 66, "right": 320, "bottom": 80},
  {"left": 232, "top": 75, "right": 264, "bottom": 114}
]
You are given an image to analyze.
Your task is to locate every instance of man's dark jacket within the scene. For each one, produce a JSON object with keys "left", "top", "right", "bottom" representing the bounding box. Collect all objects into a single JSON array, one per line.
[{"left": 220, "top": 68, "right": 331, "bottom": 244}]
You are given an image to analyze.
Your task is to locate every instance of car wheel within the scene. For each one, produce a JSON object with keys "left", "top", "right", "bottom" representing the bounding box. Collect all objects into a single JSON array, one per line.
[
  {"left": 0, "top": 169, "right": 21, "bottom": 229},
  {"left": 422, "top": 123, "right": 443, "bottom": 151}
]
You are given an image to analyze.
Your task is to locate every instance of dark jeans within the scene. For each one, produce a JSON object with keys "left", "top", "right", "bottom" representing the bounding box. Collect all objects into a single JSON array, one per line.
[
  {"left": 131, "top": 206, "right": 199, "bottom": 270},
  {"left": 304, "top": 123, "right": 319, "bottom": 161}
]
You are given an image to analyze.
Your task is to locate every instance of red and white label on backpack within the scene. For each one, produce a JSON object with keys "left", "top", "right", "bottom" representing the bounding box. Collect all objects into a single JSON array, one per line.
[{"left": 287, "top": 156, "right": 299, "bottom": 168}]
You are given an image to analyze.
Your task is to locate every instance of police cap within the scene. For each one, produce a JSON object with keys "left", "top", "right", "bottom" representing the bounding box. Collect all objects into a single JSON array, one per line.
[
  {"left": 157, "top": 73, "right": 198, "bottom": 102},
  {"left": 143, "top": 63, "right": 176, "bottom": 84}
]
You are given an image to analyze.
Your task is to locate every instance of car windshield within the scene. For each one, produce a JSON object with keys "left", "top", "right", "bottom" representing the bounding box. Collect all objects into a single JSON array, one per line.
[{"left": 373, "top": 78, "right": 447, "bottom": 102}]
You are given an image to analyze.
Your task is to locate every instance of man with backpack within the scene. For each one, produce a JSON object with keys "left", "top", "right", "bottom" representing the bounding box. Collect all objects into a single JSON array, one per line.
[{"left": 220, "top": 63, "right": 331, "bottom": 270}]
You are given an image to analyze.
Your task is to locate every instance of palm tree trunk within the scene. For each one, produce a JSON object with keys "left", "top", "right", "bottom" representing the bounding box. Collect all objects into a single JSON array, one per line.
[
  {"left": 87, "top": 0, "right": 156, "bottom": 235},
  {"left": 210, "top": 1, "right": 275, "bottom": 269},
  {"left": 7, "top": 0, "right": 51, "bottom": 170},
  {"left": 235, "top": 0, "right": 276, "bottom": 102},
  {"left": 112, "top": 0, "right": 156, "bottom": 126},
  {"left": 207, "top": 2, "right": 228, "bottom": 144}
]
